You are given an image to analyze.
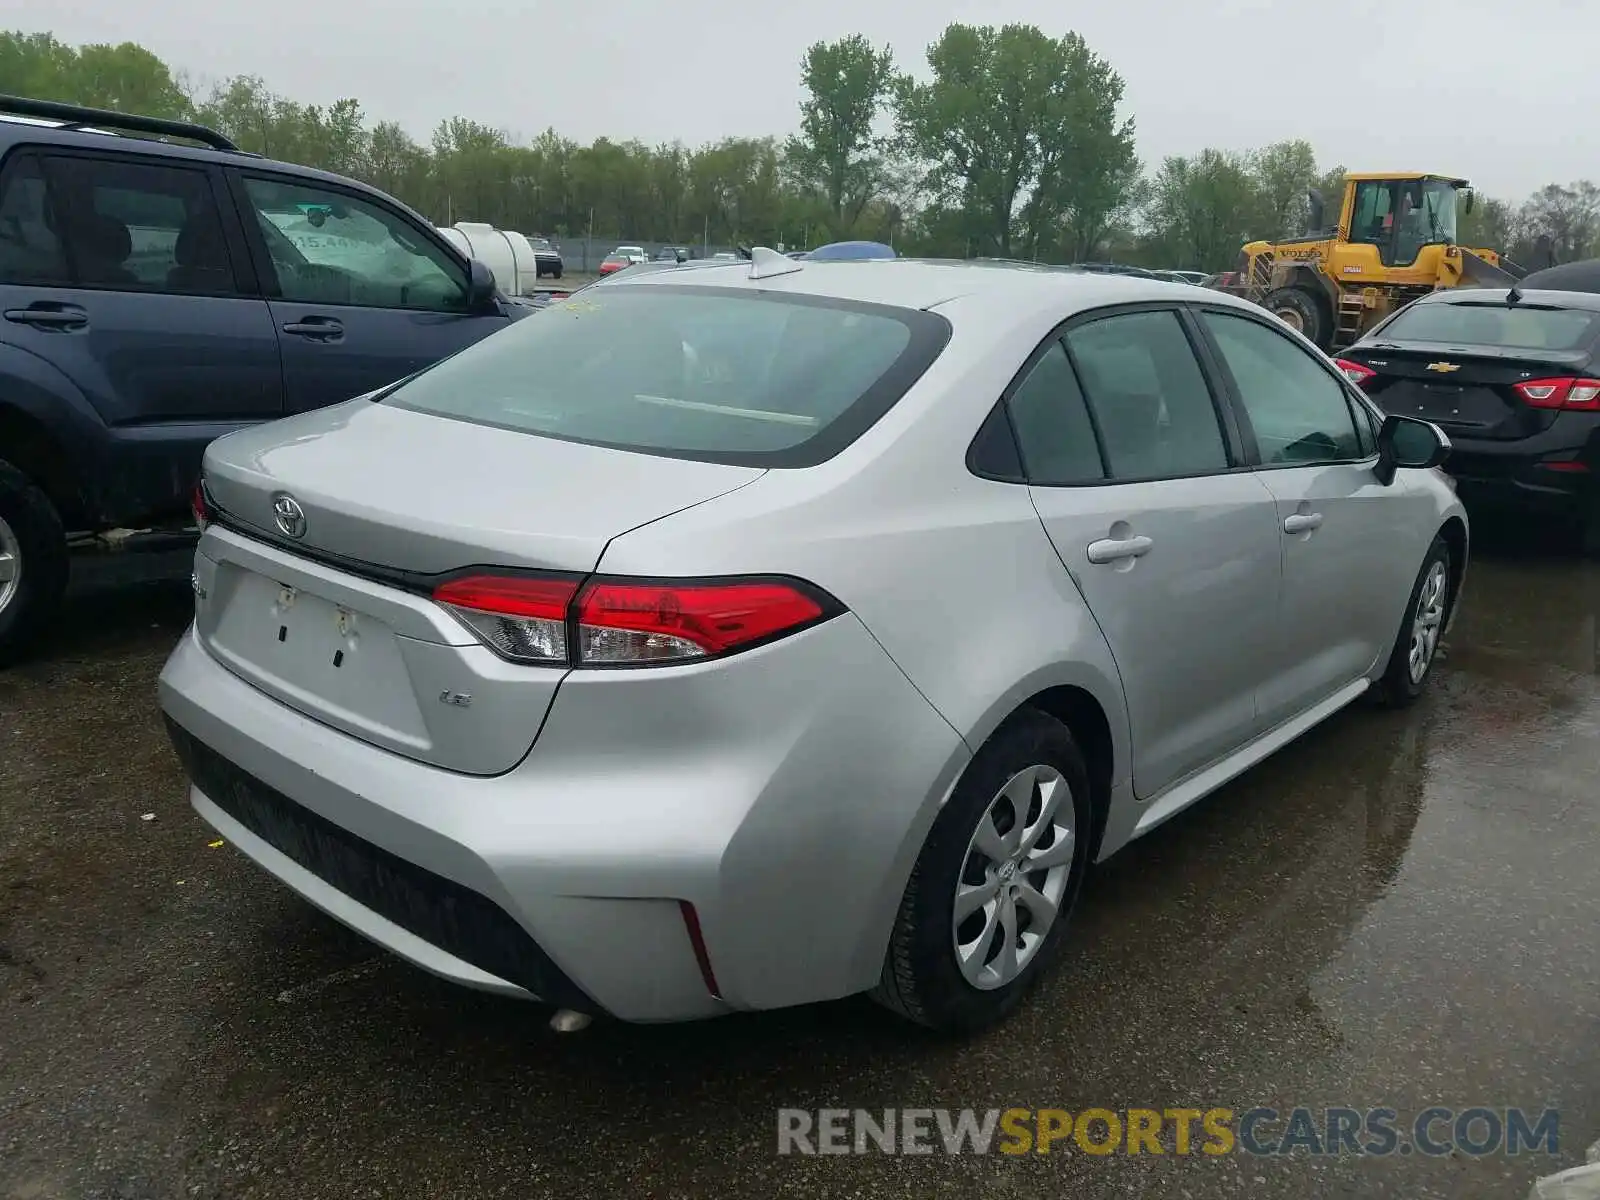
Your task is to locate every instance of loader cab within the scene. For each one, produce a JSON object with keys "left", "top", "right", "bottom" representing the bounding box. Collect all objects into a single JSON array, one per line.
[{"left": 1343, "top": 175, "right": 1466, "bottom": 267}]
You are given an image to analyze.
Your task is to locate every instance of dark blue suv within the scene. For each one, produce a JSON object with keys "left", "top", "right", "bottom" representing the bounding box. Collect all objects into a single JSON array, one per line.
[{"left": 0, "top": 95, "right": 534, "bottom": 662}]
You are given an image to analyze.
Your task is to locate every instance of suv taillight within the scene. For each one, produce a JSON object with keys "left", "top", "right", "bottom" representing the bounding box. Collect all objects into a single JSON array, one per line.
[
  {"left": 1333, "top": 358, "right": 1376, "bottom": 386},
  {"left": 432, "top": 573, "right": 839, "bottom": 667},
  {"left": 1514, "top": 377, "right": 1600, "bottom": 411}
]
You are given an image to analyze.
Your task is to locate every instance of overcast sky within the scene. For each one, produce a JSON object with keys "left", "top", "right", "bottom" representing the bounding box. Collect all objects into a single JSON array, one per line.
[{"left": 14, "top": 0, "right": 1596, "bottom": 200}]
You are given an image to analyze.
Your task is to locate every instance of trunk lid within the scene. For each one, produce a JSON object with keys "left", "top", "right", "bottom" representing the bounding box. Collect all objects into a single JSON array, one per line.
[
  {"left": 1346, "top": 340, "right": 1592, "bottom": 441},
  {"left": 194, "top": 399, "right": 764, "bottom": 774}
]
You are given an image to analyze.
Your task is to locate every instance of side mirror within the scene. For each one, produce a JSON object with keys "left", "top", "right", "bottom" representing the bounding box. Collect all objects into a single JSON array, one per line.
[
  {"left": 466, "top": 258, "right": 499, "bottom": 314},
  {"left": 1307, "top": 188, "right": 1325, "bottom": 232},
  {"left": 1375, "top": 414, "right": 1451, "bottom": 485},
  {"left": 1463, "top": 188, "right": 1476, "bottom": 215}
]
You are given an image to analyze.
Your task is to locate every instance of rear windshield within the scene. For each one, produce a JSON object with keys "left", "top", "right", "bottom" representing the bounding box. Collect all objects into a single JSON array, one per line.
[
  {"left": 382, "top": 285, "right": 950, "bottom": 466},
  {"left": 1381, "top": 302, "right": 1600, "bottom": 351}
]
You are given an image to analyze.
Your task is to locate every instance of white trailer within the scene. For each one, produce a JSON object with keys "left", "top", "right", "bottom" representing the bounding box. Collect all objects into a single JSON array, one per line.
[{"left": 436, "top": 222, "right": 542, "bottom": 297}]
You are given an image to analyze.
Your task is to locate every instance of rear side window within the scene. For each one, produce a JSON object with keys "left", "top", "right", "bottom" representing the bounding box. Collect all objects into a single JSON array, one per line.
[
  {"left": 382, "top": 285, "right": 950, "bottom": 467},
  {"left": 1006, "top": 341, "right": 1105, "bottom": 484},
  {"left": 1380, "top": 302, "right": 1600, "bottom": 350},
  {"left": 0, "top": 155, "right": 68, "bottom": 285},
  {"left": 42, "top": 154, "right": 236, "bottom": 294},
  {"left": 1063, "top": 310, "right": 1230, "bottom": 480}
]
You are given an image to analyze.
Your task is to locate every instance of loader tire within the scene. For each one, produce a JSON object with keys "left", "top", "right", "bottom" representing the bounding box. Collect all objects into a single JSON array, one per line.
[{"left": 1264, "top": 287, "right": 1329, "bottom": 350}]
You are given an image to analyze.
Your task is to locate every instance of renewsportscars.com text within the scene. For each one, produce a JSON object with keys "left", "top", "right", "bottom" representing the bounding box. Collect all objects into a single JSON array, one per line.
[{"left": 776, "top": 1107, "right": 1562, "bottom": 1157}]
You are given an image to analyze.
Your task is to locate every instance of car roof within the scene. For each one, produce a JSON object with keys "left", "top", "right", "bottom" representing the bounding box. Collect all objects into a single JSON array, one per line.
[
  {"left": 1407, "top": 286, "right": 1600, "bottom": 314},
  {"left": 592, "top": 255, "right": 1258, "bottom": 319},
  {"left": 0, "top": 111, "right": 437, "bottom": 217}
]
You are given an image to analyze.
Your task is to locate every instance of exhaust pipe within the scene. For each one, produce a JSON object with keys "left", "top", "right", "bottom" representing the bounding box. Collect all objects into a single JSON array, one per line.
[{"left": 549, "top": 1008, "right": 593, "bottom": 1033}]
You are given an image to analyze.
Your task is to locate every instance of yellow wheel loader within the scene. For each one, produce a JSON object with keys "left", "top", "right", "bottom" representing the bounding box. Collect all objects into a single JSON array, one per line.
[{"left": 1221, "top": 174, "right": 1522, "bottom": 351}]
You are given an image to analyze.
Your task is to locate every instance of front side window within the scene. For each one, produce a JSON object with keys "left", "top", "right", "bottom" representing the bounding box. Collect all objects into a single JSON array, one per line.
[
  {"left": 381, "top": 285, "right": 948, "bottom": 466},
  {"left": 33, "top": 155, "right": 235, "bottom": 294},
  {"left": 242, "top": 176, "right": 466, "bottom": 312},
  {"left": 1062, "top": 310, "right": 1230, "bottom": 480},
  {"left": 1202, "top": 310, "right": 1363, "bottom": 465}
]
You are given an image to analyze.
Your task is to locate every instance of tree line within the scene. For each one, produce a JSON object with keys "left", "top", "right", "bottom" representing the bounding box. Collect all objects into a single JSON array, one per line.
[{"left": 2, "top": 27, "right": 1595, "bottom": 271}]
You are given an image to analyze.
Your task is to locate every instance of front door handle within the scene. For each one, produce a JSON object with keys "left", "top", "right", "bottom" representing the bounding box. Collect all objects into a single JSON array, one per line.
[
  {"left": 1283, "top": 512, "right": 1324, "bottom": 534},
  {"left": 1086, "top": 534, "right": 1153, "bottom": 565},
  {"left": 4, "top": 305, "right": 87, "bottom": 330},
  {"left": 281, "top": 317, "right": 344, "bottom": 342}
]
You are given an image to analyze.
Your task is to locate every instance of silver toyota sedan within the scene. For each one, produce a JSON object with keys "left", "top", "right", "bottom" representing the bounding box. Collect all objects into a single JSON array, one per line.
[{"left": 159, "top": 253, "right": 1468, "bottom": 1032}]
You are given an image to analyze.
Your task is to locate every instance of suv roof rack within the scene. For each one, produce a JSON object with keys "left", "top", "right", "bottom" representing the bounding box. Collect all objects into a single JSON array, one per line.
[{"left": 0, "top": 93, "right": 240, "bottom": 152}]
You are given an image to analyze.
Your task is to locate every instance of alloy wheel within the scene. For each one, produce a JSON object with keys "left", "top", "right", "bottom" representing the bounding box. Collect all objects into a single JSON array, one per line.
[
  {"left": 1408, "top": 560, "right": 1448, "bottom": 683},
  {"left": 0, "top": 514, "right": 21, "bottom": 619},
  {"left": 952, "top": 765, "right": 1076, "bottom": 991}
]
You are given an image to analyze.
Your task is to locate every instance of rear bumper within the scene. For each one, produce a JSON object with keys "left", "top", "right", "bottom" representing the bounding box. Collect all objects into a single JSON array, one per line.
[
  {"left": 157, "top": 616, "right": 967, "bottom": 1022},
  {"left": 1444, "top": 413, "right": 1600, "bottom": 513}
]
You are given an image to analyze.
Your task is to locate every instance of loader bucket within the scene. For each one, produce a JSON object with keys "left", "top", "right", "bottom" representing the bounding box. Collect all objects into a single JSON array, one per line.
[{"left": 1456, "top": 249, "right": 1520, "bottom": 288}]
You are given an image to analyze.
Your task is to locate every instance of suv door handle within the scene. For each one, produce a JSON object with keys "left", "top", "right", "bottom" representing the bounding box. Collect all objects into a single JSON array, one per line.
[
  {"left": 1086, "top": 535, "right": 1153, "bottom": 565},
  {"left": 281, "top": 317, "right": 344, "bottom": 341},
  {"left": 1283, "top": 512, "right": 1324, "bottom": 534},
  {"left": 5, "top": 305, "right": 87, "bottom": 330}
]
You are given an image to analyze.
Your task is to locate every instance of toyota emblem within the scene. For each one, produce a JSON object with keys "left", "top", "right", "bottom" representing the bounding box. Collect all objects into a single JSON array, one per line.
[{"left": 272, "top": 494, "right": 307, "bottom": 540}]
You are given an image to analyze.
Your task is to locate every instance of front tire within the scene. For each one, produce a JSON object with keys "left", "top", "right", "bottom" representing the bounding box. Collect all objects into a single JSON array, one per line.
[
  {"left": 871, "top": 710, "right": 1092, "bottom": 1033},
  {"left": 0, "top": 459, "right": 70, "bottom": 668},
  {"left": 1373, "top": 535, "right": 1451, "bottom": 707},
  {"left": 1263, "top": 286, "right": 1329, "bottom": 350}
]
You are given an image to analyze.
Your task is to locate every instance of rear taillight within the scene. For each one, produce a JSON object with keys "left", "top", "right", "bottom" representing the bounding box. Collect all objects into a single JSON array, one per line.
[
  {"left": 432, "top": 574, "right": 838, "bottom": 667},
  {"left": 433, "top": 574, "right": 578, "bottom": 664},
  {"left": 1514, "top": 377, "right": 1600, "bottom": 411},
  {"left": 191, "top": 480, "right": 211, "bottom": 531},
  {"left": 1333, "top": 358, "right": 1376, "bottom": 386}
]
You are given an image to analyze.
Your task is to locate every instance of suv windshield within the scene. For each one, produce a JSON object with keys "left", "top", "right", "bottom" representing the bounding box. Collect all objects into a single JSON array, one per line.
[
  {"left": 1380, "top": 302, "right": 1600, "bottom": 351},
  {"left": 382, "top": 286, "right": 950, "bottom": 465}
]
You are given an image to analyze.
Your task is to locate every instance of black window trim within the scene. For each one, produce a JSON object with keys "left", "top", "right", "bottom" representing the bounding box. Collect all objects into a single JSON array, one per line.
[
  {"left": 1187, "top": 302, "right": 1380, "bottom": 472},
  {"left": 382, "top": 281, "right": 955, "bottom": 470},
  {"left": 969, "top": 300, "right": 1256, "bottom": 487},
  {"left": 225, "top": 167, "right": 472, "bottom": 313},
  {"left": 2, "top": 144, "right": 258, "bottom": 298}
]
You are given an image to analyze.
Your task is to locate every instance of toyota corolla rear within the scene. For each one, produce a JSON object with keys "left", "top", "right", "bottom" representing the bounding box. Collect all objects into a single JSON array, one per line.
[{"left": 157, "top": 281, "right": 969, "bottom": 1021}]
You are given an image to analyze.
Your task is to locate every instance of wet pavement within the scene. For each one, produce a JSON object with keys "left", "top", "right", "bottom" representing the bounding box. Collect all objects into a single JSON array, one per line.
[{"left": 2, "top": 536, "right": 1598, "bottom": 1199}]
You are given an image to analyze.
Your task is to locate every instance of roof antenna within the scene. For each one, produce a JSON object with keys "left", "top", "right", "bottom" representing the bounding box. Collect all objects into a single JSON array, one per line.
[{"left": 1507, "top": 280, "right": 1523, "bottom": 307}]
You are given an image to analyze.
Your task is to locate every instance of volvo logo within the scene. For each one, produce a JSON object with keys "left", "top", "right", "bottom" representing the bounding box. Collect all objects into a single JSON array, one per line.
[{"left": 272, "top": 494, "right": 307, "bottom": 540}]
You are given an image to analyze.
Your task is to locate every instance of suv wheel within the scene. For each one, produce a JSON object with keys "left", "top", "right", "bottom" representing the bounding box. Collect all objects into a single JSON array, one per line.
[
  {"left": 1373, "top": 534, "right": 1451, "bottom": 707},
  {"left": 0, "top": 459, "right": 70, "bottom": 668},
  {"left": 871, "top": 710, "right": 1092, "bottom": 1033}
]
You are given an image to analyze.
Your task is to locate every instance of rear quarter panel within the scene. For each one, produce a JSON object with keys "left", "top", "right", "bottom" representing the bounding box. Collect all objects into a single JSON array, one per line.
[{"left": 595, "top": 302, "right": 1135, "bottom": 837}]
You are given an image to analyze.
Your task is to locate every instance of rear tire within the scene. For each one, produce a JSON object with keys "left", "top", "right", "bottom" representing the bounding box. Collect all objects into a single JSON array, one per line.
[
  {"left": 1263, "top": 286, "right": 1329, "bottom": 350},
  {"left": 870, "top": 710, "right": 1092, "bottom": 1033},
  {"left": 0, "top": 459, "right": 70, "bottom": 668},
  {"left": 1372, "top": 535, "right": 1451, "bottom": 708}
]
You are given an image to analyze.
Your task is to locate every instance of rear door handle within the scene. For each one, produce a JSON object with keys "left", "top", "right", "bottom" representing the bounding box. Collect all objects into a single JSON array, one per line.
[
  {"left": 4, "top": 305, "right": 87, "bottom": 330},
  {"left": 1283, "top": 513, "right": 1324, "bottom": 534},
  {"left": 281, "top": 317, "right": 344, "bottom": 341},
  {"left": 1086, "top": 535, "right": 1153, "bottom": 565}
]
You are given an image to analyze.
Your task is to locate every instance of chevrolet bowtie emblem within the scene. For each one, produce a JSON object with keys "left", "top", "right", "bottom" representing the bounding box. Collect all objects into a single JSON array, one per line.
[{"left": 1426, "top": 362, "right": 1461, "bottom": 373}]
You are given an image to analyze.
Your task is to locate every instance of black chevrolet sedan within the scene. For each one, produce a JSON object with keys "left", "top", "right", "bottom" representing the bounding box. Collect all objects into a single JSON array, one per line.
[{"left": 1336, "top": 288, "right": 1600, "bottom": 554}]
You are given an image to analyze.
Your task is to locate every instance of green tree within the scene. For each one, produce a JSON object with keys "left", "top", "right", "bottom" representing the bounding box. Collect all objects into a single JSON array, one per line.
[
  {"left": 1, "top": 31, "right": 190, "bottom": 118},
  {"left": 1250, "top": 139, "right": 1319, "bottom": 239},
  {"left": 894, "top": 24, "right": 1129, "bottom": 258},
  {"left": 784, "top": 35, "right": 896, "bottom": 238},
  {"left": 1143, "top": 149, "right": 1258, "bottom": 271}
]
